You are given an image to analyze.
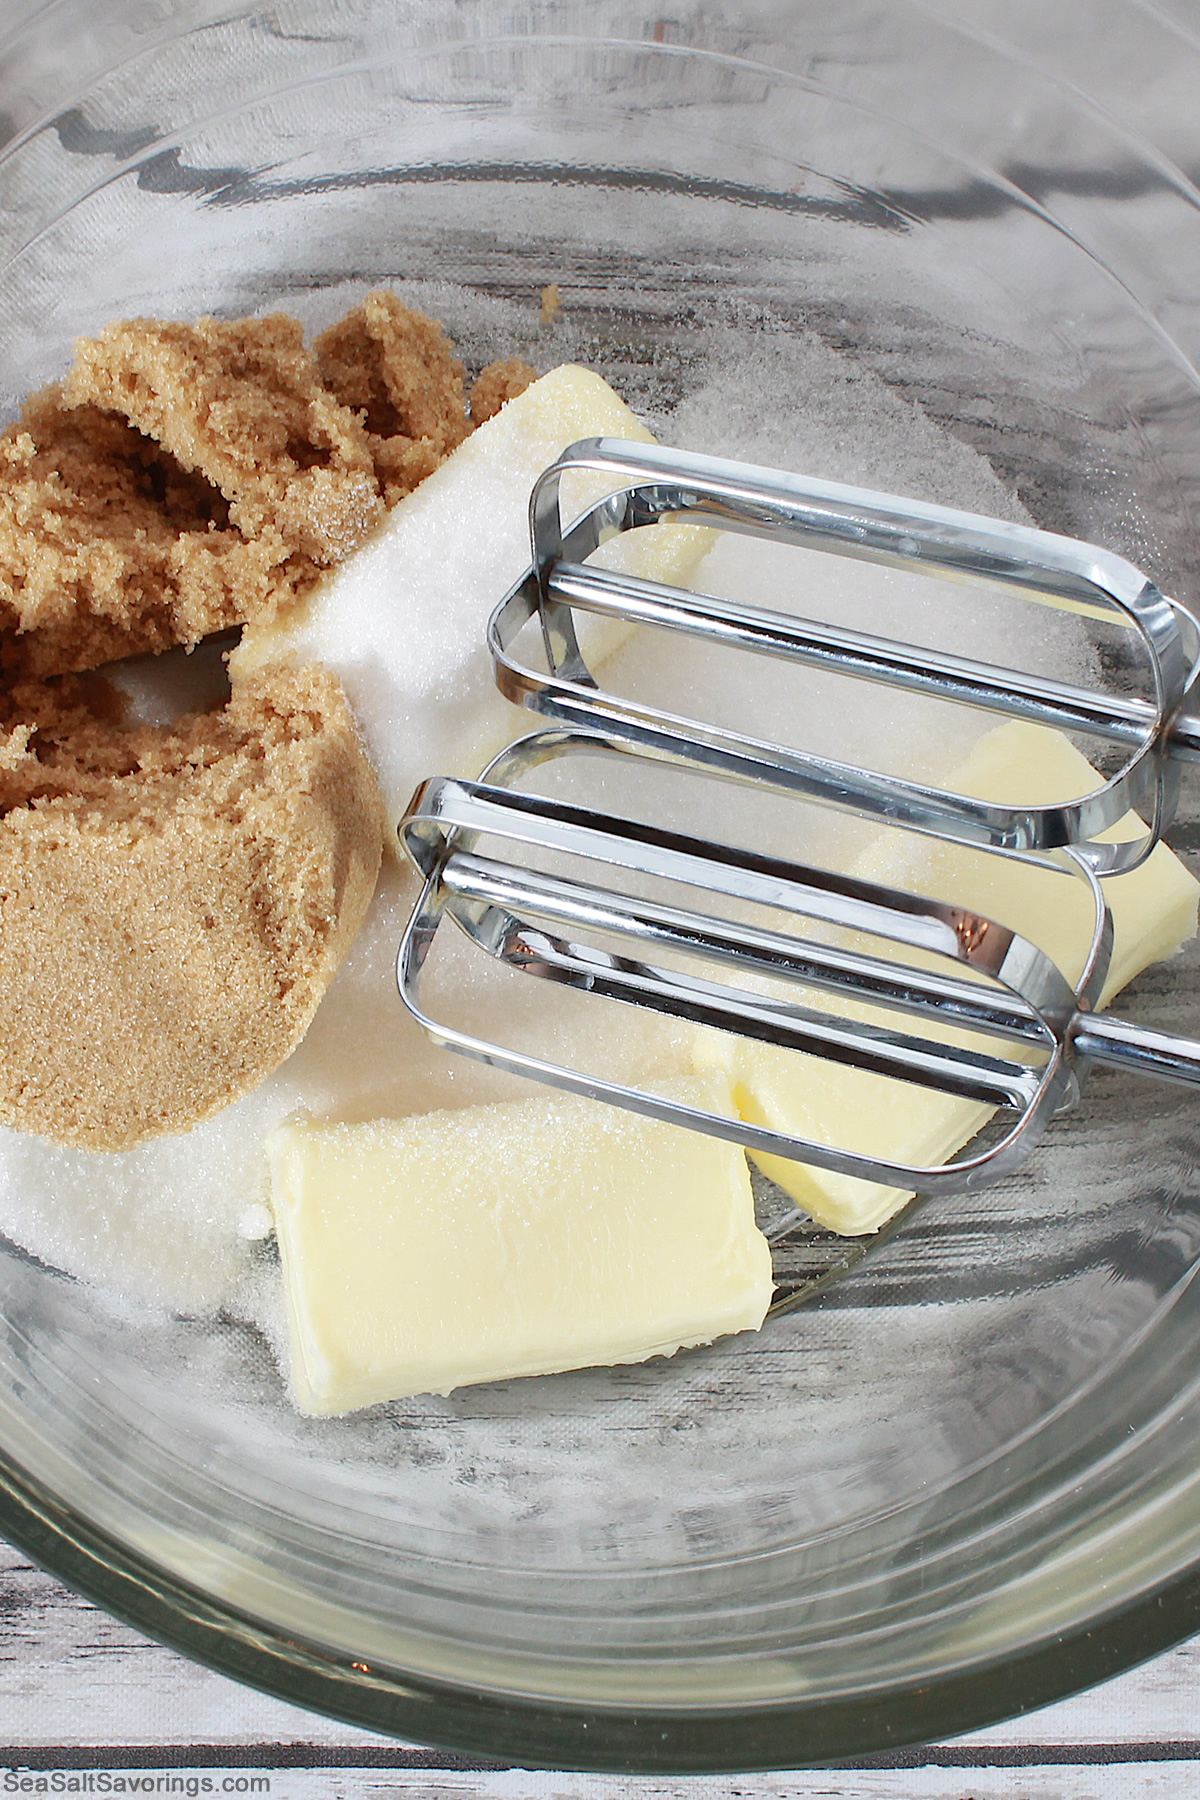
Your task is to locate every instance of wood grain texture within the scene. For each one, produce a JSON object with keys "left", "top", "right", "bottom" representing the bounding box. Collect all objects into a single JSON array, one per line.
[{"left": 0, "top": 1543, "right": 389, "bottom": 1750}]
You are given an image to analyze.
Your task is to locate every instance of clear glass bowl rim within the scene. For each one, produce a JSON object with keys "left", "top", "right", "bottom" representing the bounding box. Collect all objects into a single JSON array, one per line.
[{"left": 3, "top": 1436, "right": 1196, "bottom": 1773}]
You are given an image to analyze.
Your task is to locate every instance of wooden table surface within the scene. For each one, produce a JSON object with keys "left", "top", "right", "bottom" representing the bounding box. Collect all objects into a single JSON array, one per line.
[{"left": 2, "top": 1539, "right": 1200, "bottom": 1800}]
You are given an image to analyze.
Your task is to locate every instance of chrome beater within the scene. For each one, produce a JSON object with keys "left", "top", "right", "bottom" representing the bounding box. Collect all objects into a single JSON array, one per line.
[{"left": 397, "top": 441, "right": 1200, "bottom": 1197}]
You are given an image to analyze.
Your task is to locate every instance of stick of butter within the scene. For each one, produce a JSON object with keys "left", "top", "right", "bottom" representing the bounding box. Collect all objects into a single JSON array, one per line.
[
  {"left": 268, "top": 1073, "right": 771, "bottom": 1413},
  {"left": 232, "top": 364, "right": 710, "bottom": 833},
  {"left": 701, "top": 720, "right": 1200, "bottom": 1235}
]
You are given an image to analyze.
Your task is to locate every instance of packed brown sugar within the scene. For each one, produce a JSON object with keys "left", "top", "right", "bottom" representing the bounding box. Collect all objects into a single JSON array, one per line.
[{"left": 0, "top": 291, "right": 534, "bottom": 1150}]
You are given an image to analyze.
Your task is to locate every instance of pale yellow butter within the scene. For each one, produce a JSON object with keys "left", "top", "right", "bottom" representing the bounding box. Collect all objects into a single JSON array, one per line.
[
  {"left": 268, "top": 1074, "right": 771, "bottom": 1414},
  {"left": 703, "top": 721, "right": 1200, "bottom": 1234}
]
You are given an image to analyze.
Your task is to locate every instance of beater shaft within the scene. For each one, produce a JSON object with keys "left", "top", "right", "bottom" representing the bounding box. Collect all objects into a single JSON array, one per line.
[{"left": 1070, "top": 1012, "right": 1200, "bottom": 1085}]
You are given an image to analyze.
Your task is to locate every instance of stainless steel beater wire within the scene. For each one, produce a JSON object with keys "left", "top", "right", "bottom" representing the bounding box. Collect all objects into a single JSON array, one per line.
[
  {"left": 518, "top": 440, "right": 1200, "bottom": 871},
  {"left": 462, "top": 918, "right": 1037, "bottom": 1107},
  {"left": 422, "top": 760, "right": 1200, "bottom": 1094},
  {"left": 432, "top": 888, "right": 1038, "bottom": 1109},
  {"left": 439, "top": 848, "right": 1047, "bottom": 1045},
  {"left": 547, "top": 561, "right": 1200, "bottom": 757},
  {"left": 414, "top": 777, "right": 1034, "bottom": 972},
  {"left": 396, "top": 839, "right": 1073, "bottom": 1191},
  {"left": 409, "top": 777, "right": 1071, "bottom": 1110}
]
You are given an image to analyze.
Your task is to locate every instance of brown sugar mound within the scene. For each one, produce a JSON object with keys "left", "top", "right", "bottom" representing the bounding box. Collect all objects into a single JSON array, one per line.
[
  {"left": 469, "top": 357, "right": 537, "bottom": 426},
  {"left": 0, "top": 662, "right": 383, "bottom": 1151},
  {"left": 65, "top": 312, "right": 384, "bottom": 565},
  {"left": 0, "top": 294, "right": 537, "bottom": 681},
  {"left": 315, "top": 290, "right": 535, "bottom": 504},
  {"left": 0, "top": 291, "right": 537, "bottom": 1148},
  {"left": 0, "top": 394, "right": 286, "bottom": 681}
]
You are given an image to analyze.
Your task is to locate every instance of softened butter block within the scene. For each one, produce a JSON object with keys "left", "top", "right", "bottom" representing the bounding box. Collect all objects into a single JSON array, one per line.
[
  {"left": 706, "top": 721, "right": 1200, "bottom": 1234},
  {"left": 233, "top": 364, "right": 709, "bottom": 832},
  {"left": 268, "top": 1073, "right": 771, "bottom": 1413}
]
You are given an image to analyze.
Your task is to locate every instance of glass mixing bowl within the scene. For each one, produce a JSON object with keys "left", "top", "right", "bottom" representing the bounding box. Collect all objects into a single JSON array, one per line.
[{"left": 3, "top": 0, "right": 1200, "bottom": 1772}]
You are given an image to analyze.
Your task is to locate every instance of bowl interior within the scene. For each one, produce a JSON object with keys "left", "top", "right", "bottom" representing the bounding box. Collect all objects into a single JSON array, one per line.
[{"left": 3, "top": 0, "right": 1200, "bottom": 1771}]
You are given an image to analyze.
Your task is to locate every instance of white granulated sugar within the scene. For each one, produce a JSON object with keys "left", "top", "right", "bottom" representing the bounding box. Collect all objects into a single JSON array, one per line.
[
  {"left": 231, "top": 363, "right": 707, "bottom": 831},
  {"left": 663, "top": 325, "right": 1029, "bottom": 516},
  {"left": 0, "top": 310, "right": 1096, "bottom": 1319},
  {"left": 105, "top": 638, "right": 232, "bottom": 727},
  {"left": 238, "top": 1204, "right": 273, "bottom": 1241}
]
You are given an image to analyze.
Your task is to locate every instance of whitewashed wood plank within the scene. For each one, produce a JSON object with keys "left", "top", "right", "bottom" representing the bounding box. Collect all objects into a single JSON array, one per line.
[
  {"left": 0, "top": 1542, "right": 393, "bottom": 1749},
  {"left": 254, "top": 1773, "right": 1200, "bottom": 1800},
  {"left": 0, "top": 1767, "right": 1196, "bottom": 1800},
  {"left": 958, "top": 1641, "right": 1200, "bottom": 1745}
]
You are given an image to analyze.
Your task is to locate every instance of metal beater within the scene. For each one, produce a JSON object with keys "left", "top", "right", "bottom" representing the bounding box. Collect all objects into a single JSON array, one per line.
[{"left": 396, "top": 440, "right": 1200, "bottom": 1197}]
